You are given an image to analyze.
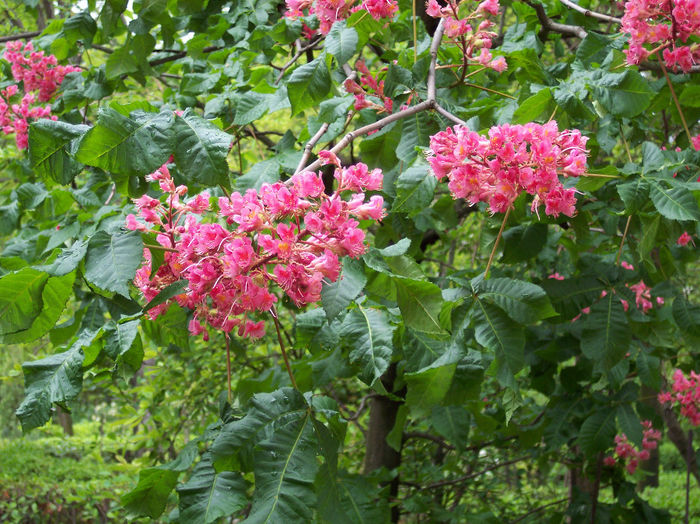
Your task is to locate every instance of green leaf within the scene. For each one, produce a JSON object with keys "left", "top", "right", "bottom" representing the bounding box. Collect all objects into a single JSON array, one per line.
[
  {"left": 512, "top": 89, "right": 552, "bottom": 123},
  {"left": 287, "top": 57, "right": 331, "bottom": 115},
  {"left": 84, "top": 230, "right": 144, "bottom": 297},
  {"left": 476, "top": 277, "right": 556, "bottom": 324},
  {"left": 673, "top": 296, "right": 700, "bottom": 343},
  {"left": 679, "top": 84, "right": 700, "bottom": 108},
  {"left": 594, "top": 70, "right": 653, "bottom": 118},
  {"left": 317, "top": 468, "right": 390, "bottom": 524},
  {"left": 617, "top": 405, "right": 642, "bottom": 447},
  {"left": 143, "top": 279, "right": 188, "bottom": 312},
  {"left": 392, "top": 165, "right": 437, "bottom": 213},
  {"left": 395, "top": 279, "right": 445, "bottom": 335},
  {"left": 396, "top": 111, "right": 435, "bottom": 163},
  {"left": 405, "top": 363, "right": 457, "bottom": 416},
  {"left": 339, "top": 306, "right": 394, "bottom": 385},
  {"left": 104, "top": 318, "right": 140, "bottom": 360},
  {"left": 472, "top": 299, "right": 524, "bottom": 386},
  {"left": 541, "top": 276, "right": 607, "bottom": 320},
  {"left": 325, "top": 21, "right": 358, "bottom": 65},
  {"left": 28, "top": 120, "right": 87, "bottom": 184},
  {"left": 617, "top": 178, "right": 650, "bottom": 213},
  {"left": 76, "top": 107, "right": 175, "bottom": 176},
  {"left": 174, "top": 109, "right": 232, "bottom": 188},
  {"left": 578, "top": 409, "right": 617, "bottom": 455},
  {"left": 233, "top": 92, "right": 271, "bottom": 126},
  {"left": 501, "top": 223, "right": 548, "bottom": 263},
  {"left": 0, "top": 268, "right": 48, "bottom": 336},
  {"left": 321, "top": 259, "right": 366, "bottom": 321},
  {"left": 431, "top": 406, "right": 471, "bottom": 451},
  {"left": 35, "top": 240, "right": 88, "bottom": 277},
  {"left": 122, "top": 468, "right": 180, "bottom": 519},
  {"left": 177, "top": 454, "right": 248, "bottom": 524},
  {"left": 580, "top": 293, "right": 630, "bottom": 370},
  {"left": 3, "top": 272, "right": 75, "bottom": 344},
  {"left": 648, "top": 180, "right": 700, "bottom": 221},
  {"left": 15, "top": 329, "right": 100, "bottom": 432}
]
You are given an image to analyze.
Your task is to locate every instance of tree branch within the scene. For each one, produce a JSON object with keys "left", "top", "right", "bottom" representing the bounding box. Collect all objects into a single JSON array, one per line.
[
  {"left": 559, "top": 0, "right": 622, "bottom": 25},
  {"left": 275, "top": 36, "right": 324, "bottom": 85},
  {"left": 295, "top": 122, "right": 329, "bottom": 174},
  {"left": 423, "top": 455, "right": 530, "bottom": 489},
  {"left": 149, "top": 46, "right": 222, "bottom": 67},
  {"left": 523, "top": 0, "right": 588, "bottom": 39},
  {"left": 0, "top": 30, "right": 41, "bottom": 43}
]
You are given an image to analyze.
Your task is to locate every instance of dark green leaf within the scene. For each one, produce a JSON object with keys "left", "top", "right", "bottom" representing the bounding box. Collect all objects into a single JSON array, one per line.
[
  {"left": 395, "top": 279, "right": 445, "bottom": 335},
  {"left": 287, "top": 57, "right": 331, "bottom": 115},
  {"left": 0, "top": 268, "right": 48, "bottom": 336},
  {"left": 578, "top": 409, "right": 617, "bottom": 455},
  {"left": 84, "top": 230, "right": 144, "bottom": 297},
  {"left": 122, "top": 468, "right": 180, "bottom": 519},
  {"left": 648, "top": 180, "right": 700, "bottom": 221},
  {"left": 28, "top": 120, "right": 87, "bottom": 184},
  {"left": 325, "top": 21, "right": 358, "bottom": 65},
  {"left": 594, "top": 70, "right": 653, "bottom": 118},
  {"left": 393, "top": 165, "right": 437, "bottom": 213},
  {"left": 339, "top": 306, "right": 394, "bottom": 385},
  {"left": 321, "top": 259, "right": 366, "bottom": 321},
  {"left": 476, "top": 277, "right": 557, "bottom": 324},
  {"left": 174, "top": 109, "right": 232, "bottom": 187},
  {"left": 580, "top": 293, "right": 630, "bottom": 370}
]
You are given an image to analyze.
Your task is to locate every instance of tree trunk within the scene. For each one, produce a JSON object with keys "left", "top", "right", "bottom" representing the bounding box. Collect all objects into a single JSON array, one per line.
[
  {"left": 364, "top": 364, "right": 403, "bottom": 523},
  {"left": 55, "top": 405, "right": 73, "bottom": 436}
]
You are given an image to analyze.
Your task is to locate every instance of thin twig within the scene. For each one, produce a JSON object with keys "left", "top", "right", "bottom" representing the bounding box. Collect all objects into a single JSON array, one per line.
[
  {"left": 616, "top": 215, "right": 632, "bottom": 265},
  {"left": 485, "top": 206, "right": 511, "bottom": 277},
  {"left": 620, "top": 123, "right": 633, "bottom": 163},
  {"left": 144, "top": 243, "right": 178, "bottom": 253},
  {"left": 0, "top": 30, "right": 40, "bottom": 43},
  {"left": 275, "top": 36, "right": 324, "bottom": 84},
  {"left": 524, "top": 0, "right": 588, "bottom": 39},
  {"left": 435, "top": 104, "right": 469, "bottom": 127},
  {"left": 508, "top": 497, "right": 569, "bottom": 523},
  {"left": 403, "top": 431, "right": 456, "bottom": 450},
  {"left": 426, "top": 456, "right": 530, "bottom": 489},
  {"left": 224, "top": 333, "right": 232, "bottom": 403},
  {"left": 463, "top": 82, "right": 516, "bottom": 99},
  {"left": 559, "top": 0, "right": 622, "bottom": 24},
  {"left": 660, "top": 61, "right": 693, "bottom": 143},
  {"left": 149, "top": 46, "right": 222, "bottom": 67},
  {"left": 271, "top": 305, "right": 298, "bottom": 389},
  {"left": 295, "top": 122, "right": 329, "bottom": 174}
]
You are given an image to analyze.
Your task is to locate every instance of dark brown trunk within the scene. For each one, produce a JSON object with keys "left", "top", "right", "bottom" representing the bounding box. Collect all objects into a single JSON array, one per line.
[
  {"left": 364, "top": 364, "right": 403, "bottom": 523},
  {"left": 55, "top": 405, "right": 73, "bottom": 436}
]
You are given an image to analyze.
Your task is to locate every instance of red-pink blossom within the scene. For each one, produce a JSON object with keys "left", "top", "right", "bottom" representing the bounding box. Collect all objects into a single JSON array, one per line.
[
  {"left": 427, "top": 122, "right": 588, "bottom": 217},
  {"left": 659, "top": 369, "right": 700, "bottom": 426},
  {"left": 129, "top": 160, "right": 385, "bottom": 340},
  {"left": 677, "top": 231, "right": 694, "bottom": 246},
  {"left": 607, "top": 420, "right": 661, "bottom": 474},
  {"left": 285, "top": 0, "right": 397, "bottom": 34}
]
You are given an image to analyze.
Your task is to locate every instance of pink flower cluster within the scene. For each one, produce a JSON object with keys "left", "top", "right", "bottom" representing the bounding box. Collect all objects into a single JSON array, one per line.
[
  {"left": 659, "top": 369, "right": 700, "bottom": 426},
  {"left": 621, "top": 0, "right": 700, "bottom": 73},
  {"left": 1, "top": 42, "right": 79, "bottom": 149},
  {"left": 426, "top": 0, "right": 507, "bottom": 72},
  {"left": 127, "top": 156, "right": 385, "bottom": 341},
  {"left": 285, "top": 0, "right": 398, "bottom": 34},
  {"left": 344, "top": 60, "right": 393, "bottom": 114},
  {"left": 427, "top": 122, "right": 588, "bottom": 217},
  {"left": 604, "top": 421, "right": 662, "bottom": 474},
  {"left": 677, "top": 231, "right": 694, "bottom": 246}
]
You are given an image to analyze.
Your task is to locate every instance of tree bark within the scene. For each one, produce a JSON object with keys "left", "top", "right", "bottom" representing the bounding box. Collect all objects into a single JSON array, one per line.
[
  {"left": 364, "top": 364, "right": 404, "bottom": 523},
  {"left": 55, "top": 405, "right": 73, "bottom": 436}
]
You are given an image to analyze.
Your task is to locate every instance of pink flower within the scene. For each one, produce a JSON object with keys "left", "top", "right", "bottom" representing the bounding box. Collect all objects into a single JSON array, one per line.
[
  {"left": 692, "top": 135, "right": 700, "bottom": 152},
  {"left": 677, "top": 231, "right": 694, "bottom": 246},
  {"left": 548, "top": 272, "right": 565, "bottom": 280}
]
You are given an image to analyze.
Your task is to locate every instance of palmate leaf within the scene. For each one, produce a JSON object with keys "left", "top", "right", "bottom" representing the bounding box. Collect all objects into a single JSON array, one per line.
[
  {"left": 3, "top": 271, "right": 75, "bottom": 344},
  {"left": 392, "top": 164, "right": 437, "bottom": 213},
  {"left": 321, "top": 258, "right": 366, "bottom": 321},
  {"left": 541, "top": 276, "right": 607, "bottom": 321},
  {"left": 287, "top": 57, "right": 331, "bottom": 115},
  {"left": 210, "top": 389, "right": 323, "bottom": 524},
  {"left": 339, "top": 305, "right": 394, "bottom": 385},
  {"left": 177, "top": 454, "right": 248, "bottom": 524},
  {"left": 15, "top": 329, "right": 101, "bottom": 432},
  {"left": 580, "top": 292, "right": 630, "bottom": 370},
  {"left": 28, "top": 120, "right": 87, "bottom": 184},
  {"left": 395, "top": 278, "right": 446, "bottom": 335},
  {"left": 0, "top": 268, "right": 49, "bottom": 336},
  {"left": 474, "top": 277, "right": 557, "bottom": 324},
  {"left": 471, "top": 299, "right": 524, "bottom": 388},
  {"left": 75, "top": 106, "right": 175, "bottom": 175},
  {"left": 325, "top": 21, "right": 358, "bottom": 65},
  {"left": 316, "top": 466, "right": 390, "bottom": 524},
  {"left": 648, "top": 179, "right": 700, "bottom": 221},
  {"left": 84, "top": 230, "right": 143, "bottom": 297},
  {"left": 174, "top": 109, "right": 232, "bottom": 188},
  {"left": 578, "top": 409, "right": 617, "bottom": 455}
]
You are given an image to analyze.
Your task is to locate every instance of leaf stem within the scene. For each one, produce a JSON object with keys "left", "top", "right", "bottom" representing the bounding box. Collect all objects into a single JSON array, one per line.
[
  {"left": 143, "top": 243, "right": 178, "bottom": 253},
  {"left": 463, "top": 82, "right": 516, "bottom": 99},
  {"left": 660, "top": 61, "right": 693, "bottom": 143},
  {"left": 271, "top": 305, "right": 298, "bottom": 389},
  {"left": 485, "top": 206, "right": 511, "bottom": 278},
  {"left": 616, "top": 215, "right": 632, "bottom": 265},
  {"left": 224, "top": 333, "right": 232, "bottom": 403}
]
